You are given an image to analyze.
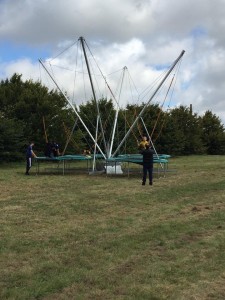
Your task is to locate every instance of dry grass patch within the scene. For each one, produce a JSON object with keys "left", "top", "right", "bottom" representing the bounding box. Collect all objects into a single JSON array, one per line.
[{"left": 0, "top": 156, "right": 225, "bottom": 299}]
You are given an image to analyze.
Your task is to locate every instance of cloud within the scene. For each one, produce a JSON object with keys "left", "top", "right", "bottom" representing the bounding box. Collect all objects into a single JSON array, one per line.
[
  {"left": 0, "top": 58, "right": 39, "bottom": 81},
  {"left": 1, "top": 0, "right": 225, "bottom": 123},
  {"left": 0, "top": 0, "right": 155, "bottom": 44}
]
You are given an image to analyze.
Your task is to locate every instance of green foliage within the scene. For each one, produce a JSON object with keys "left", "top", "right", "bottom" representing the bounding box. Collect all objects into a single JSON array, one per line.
[
  {"left": 0, "top": 74, "right": 75, "bottom": 159},
  {"left": 159, "top": 106, "right": 205, "bottom": 155},
  {"left": 79, "top": 98, "right": 115, "bottom": 151},
  {"left": 200, "top": 110, "right": 225, "bottom": 154},
  {"left": 0, "top": 115, "right": 25, "bottom": 161},
  {"left": 1, "top": 73, "right": 225, "bottom": 160}
]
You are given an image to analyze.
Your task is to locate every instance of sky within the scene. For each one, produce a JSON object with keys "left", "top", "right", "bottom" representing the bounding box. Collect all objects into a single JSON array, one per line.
[{"left": 1, "top": 0, "right": 225, "bottom": 123}]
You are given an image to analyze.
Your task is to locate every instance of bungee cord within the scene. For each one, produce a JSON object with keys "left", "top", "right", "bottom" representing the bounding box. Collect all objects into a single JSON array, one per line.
[
  {"left": 153, "top": 57, "right": 184, "bottom": 143},
  {"left": 48, "top": 40, "right": 78, "bottom": 62},
  {"left": 39, "top": 36, "right": 184, "bottom": 160},
  {"left": 150, "top": 74, "right": 175, "bottom": 139}
]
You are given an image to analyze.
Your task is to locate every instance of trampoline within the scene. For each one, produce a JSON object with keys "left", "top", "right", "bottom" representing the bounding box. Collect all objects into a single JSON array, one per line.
[
  {"left": 35, "top": 155, "right": 92, "bottom": 175},
  {"left": 35, "top": 153, "right": 170, "bottom": 176}
]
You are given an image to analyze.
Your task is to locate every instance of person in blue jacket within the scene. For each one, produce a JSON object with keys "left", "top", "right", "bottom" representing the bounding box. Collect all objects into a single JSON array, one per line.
[
  {"left": 25, "top": 142, "right": 37, "bottom": 175},
  {"left": 140, "top": 143, "right": 155, "bottom": 185}
]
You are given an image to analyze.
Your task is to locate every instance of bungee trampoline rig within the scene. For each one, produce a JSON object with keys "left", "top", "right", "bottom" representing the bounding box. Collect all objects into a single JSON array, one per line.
[
  {"left": 38, "top": 37, "right": 184, "bottom": 177},
  {"left": 35, "top": 153, "right": 170, "bottom": 177}
]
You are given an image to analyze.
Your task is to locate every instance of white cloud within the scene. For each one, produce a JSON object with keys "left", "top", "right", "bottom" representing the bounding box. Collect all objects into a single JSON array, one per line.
[
  {"left": 0, "top": 58, "right": 39, "bottom": 81},
  {"left": 1, "top": 0, "right": 225, "bottom": 123}
]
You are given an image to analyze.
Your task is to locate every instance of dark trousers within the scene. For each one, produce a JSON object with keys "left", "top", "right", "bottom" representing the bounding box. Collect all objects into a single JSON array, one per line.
[
  {"left": 142, "top": 164, "right": 153, "bottom": 184},
  {"left": 26, "top": 157, "right": 32, "bottom": 174}
]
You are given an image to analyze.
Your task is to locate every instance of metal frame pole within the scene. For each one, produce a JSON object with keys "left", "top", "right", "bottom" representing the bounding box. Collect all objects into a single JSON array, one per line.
[
  {"left": 92, "top": 115, "right": 100, "bottom": 172},
  {"left": 39, "top": 59, "right": 106, "bottom": 159},
  {"left": 79, "top": 37, "right": 107, "bottom": 155},
  {"left": 112, "top": 50, "right": 185, "bottom": 157},
  {"left": 140, "top": 117, "right": 163, "bottom": 169},
  {"left": 62, "top": 117, "right": 79, "bottom": 155},
  {"left": 109, "top": 66, "right": 126, "bottom": 157}
]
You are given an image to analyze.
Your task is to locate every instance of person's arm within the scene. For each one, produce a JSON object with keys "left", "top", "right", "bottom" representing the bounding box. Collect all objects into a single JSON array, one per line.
[{"left": 31, "top": 150, "right": 37, "bottom": 158}]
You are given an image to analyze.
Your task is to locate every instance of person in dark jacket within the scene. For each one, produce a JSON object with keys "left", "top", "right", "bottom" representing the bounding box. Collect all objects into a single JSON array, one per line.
[
  {"left": 44, "top": 142, "right": 53, "bottom": 157},
  {"left": 25, "top": 142, "right": 37, "bottom": 175},
  {"left": 52, "top": 141, "right": 60, "bottom": 157},
  {"left": 140, "top": 143, "right": 155, "bottom": 185}
]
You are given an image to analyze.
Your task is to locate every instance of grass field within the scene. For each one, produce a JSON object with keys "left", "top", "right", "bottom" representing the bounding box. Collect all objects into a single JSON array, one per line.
[{"left": 0, "top": 156, "right": 225, "bottom": 299}]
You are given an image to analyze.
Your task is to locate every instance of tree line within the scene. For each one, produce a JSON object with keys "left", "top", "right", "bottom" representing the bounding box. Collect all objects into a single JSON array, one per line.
[{"left": 1, "top": 73, "right": 225, "bottom": 162}]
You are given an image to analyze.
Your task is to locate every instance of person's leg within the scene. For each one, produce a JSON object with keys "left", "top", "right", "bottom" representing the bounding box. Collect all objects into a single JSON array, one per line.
[
  {"left": 142, "top": 165, "right": 147, "bottom": 185},
  {"left": 148, "top": 167, "right": 153, "bottom": 185},
  {"left": 26, "top": 157, "right": 32, "bottom": 174}
]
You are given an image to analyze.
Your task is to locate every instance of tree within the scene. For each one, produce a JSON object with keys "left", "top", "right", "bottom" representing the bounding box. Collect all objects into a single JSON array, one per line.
[
  {"left": 118, "top": 103, "right": 163, "bottom": 154},
  {"left": 79, "top": 98, "right": 115, "bottom": 153},
  {"left": 1, "top": 73, "right": 225, "bottom": 160},
  {"left": 200, "top": 110, "right": 225, "bottom": 154},
  {"left": 158, "top": 106, "right": 205, "bottom": 155},
  {"left": 0, "top": 74, "right": 75, "bottom": 156},
  {"left": 0, "top": 114, "right": 25, "bottom": 161}
]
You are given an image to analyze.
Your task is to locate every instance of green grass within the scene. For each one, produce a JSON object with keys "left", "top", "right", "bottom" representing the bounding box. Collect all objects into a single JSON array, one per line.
[{"left": 0, "top": 156, "right": 225, "bottom": 299}]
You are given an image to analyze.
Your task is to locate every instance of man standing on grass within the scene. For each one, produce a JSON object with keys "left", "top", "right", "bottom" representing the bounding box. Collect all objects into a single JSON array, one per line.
[
  {"left": 25, "top": 142, "right": 37, "bottom": 175},
  {"left": 140, "top": 143, "right": 155, "bottom": 186}
]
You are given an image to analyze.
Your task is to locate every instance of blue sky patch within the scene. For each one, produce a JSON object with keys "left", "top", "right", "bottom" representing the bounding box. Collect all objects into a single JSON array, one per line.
[
  {"left": 190, "top": 26, "right": 207, "bottom": 38},
  {"left": 0, "top": 40, "right": 51, "bottom": 63},
  {"left": 146, "top": 63, "right": 170, "bottom": 71},
  {"left": 154, "top": 64, "right": 171, "bottom": 71}
]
